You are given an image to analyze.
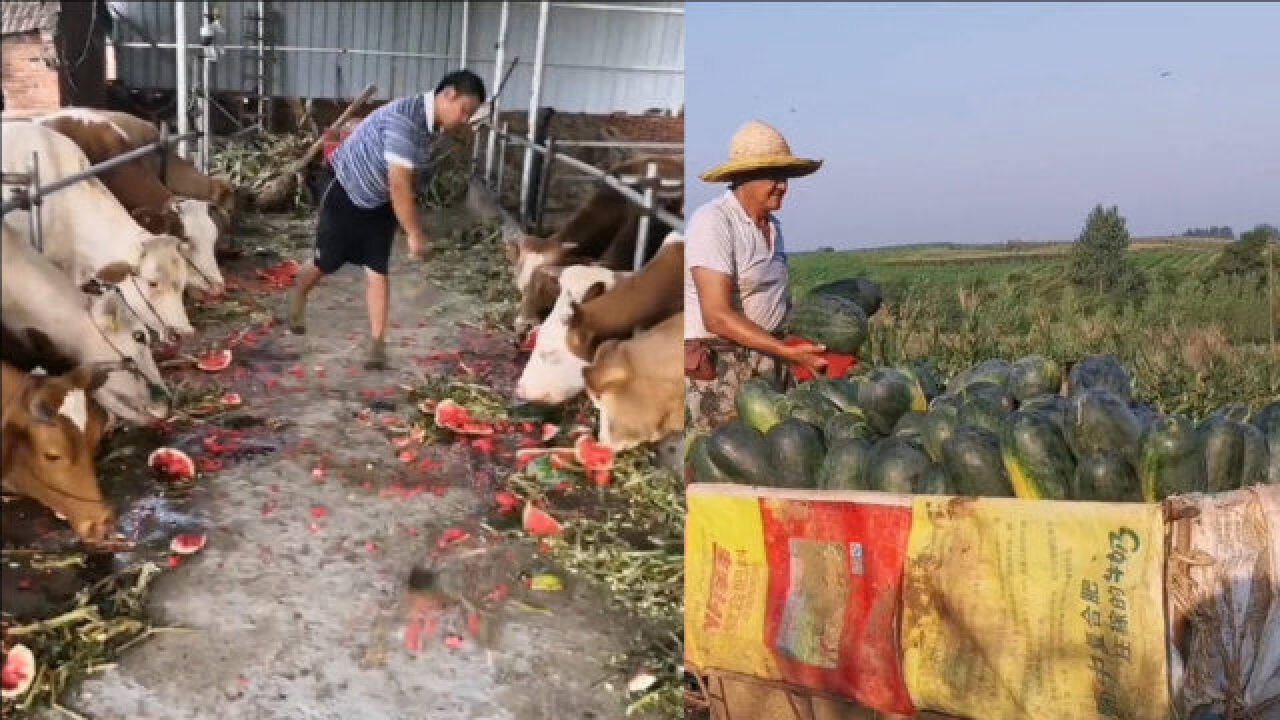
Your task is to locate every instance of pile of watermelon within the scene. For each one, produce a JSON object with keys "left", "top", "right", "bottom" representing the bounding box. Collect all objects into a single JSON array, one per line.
[{"left": 687, "top": 354, "right": 1280, "bottom": 501}]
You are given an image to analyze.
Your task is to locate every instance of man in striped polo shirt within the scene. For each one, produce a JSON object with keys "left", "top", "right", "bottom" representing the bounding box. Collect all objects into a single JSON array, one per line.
[{"left": 286, "top": 70, "right": 486, "bottom": 369}]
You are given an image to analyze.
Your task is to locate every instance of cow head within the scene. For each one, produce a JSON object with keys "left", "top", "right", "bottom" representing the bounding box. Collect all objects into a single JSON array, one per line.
[
  {"left": 514, "top": 265, "right": 620, "bottom": 405},
  {"left": 119, "top": 234, "right": 194, "bottom": 341},
  {"left": 84, "top": 291, "right": 172, "bottom": 425},
  {"left": 172, "top": 199, "right": 226, "bottom": 296},
  {"left": 563, "top": 281, "right": 611, "bottom": 362},
  {"left": 515, "top": 264, "right": 565, "bottom": 337},
  {"left": 582, "top": 329, "right": 683, "bottom": 452},
  {"left": 1, "top": 363, "right": 115, "bottom": 543},
  {"left": 210, "top": 176, "right": 238, "bottom": 218},
  {"left": 513, "top": 234, "right": 576, "bottom": 294}
]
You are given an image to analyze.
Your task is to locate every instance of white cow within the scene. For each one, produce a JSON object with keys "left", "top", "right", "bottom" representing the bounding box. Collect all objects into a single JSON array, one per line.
[
  {"left": 1, "top": 122, "right": 194, "bottom": 340},
  {"left": 2, "top": 227, "right": 171, "bottom": 426},
  {"left": 514, "top": 265, "right": 624, "bottom": 405},
  {"left": 35, "top": 108, "right": 225, "bottom": 296},
  {"left": 582, "top": 312, "right": 684, "bottom": 451}
]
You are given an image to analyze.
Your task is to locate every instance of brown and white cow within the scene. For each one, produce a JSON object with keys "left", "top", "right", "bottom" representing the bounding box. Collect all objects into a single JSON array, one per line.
[
  {"left": 2, "top": 121, "right": 195, "bottom": 339},
  {"left": 582, "top": 312, "right": 684, "bottom": 451},
  {"left": 36, "top": 108, "right": 225, "bottom": 295},
  {"left": 565, "top": 232, "right": 683, "bottom": 362},
  {"left": 1, "top": 362, "right": 115, "bottom": 543},
  {"left": 2, "top": 226, "right": 172, "bottom": 426},
  {"left": 511, "top": 155, "right": 683, "bottom": 334},
  {"left": 96, "top": 109, "right": 238, "bottom": 224}
]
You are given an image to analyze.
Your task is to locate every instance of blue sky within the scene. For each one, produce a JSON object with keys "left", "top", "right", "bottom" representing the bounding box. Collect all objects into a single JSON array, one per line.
[{"left": 685, "top": 3, "right": 1280, "bottom": 250}]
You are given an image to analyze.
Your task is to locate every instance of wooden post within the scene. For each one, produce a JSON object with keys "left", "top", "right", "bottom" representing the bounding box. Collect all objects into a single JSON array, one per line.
[{"left": 1270, "top": 234, "right": 1277, "bottom": 366}]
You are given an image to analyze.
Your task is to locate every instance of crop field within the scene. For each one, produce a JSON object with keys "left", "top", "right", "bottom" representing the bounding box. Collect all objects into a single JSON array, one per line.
[{"left": 790, "top": 241, "right": 1277, "bottom": 416}]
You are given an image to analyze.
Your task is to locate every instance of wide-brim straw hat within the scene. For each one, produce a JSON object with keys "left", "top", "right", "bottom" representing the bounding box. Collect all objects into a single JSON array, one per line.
[{"left": 699, "top": 120, "right": 823, "bottom": 183}]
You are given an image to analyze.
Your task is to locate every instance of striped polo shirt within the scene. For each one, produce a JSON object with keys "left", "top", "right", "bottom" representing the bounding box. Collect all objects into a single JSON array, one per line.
[
  {"left": 330, "top": 93, "right": 438, "bottom": 209},
  {"left": 684, "top": 190, "right": 791, "bottom": 338}
]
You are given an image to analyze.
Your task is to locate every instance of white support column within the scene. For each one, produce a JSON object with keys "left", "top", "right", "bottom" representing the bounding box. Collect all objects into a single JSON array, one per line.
[
  {"left": 199, "top": 1, "right": 212, "bottom": 172},
  {"left": 459, "top": 1, "right": 470, "bottom": 70},
  {"left": 256, "top": 0, "right": 266, "bottom": 122},
  {"left": 175, "top": 1, "right": 189, "bottom": 158},
  {"left": 519, "top": 1, "right": 550, "bottom": 222},
  {"left": 633, "top": 161, "right": 658, "bottom": 270},
  {"left": 484, "top": 1, "right": 510, "bottom": 181}
]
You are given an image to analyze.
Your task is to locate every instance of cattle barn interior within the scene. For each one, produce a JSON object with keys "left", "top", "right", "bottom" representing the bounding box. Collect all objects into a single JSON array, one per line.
[{"left": 0, "top": 2, "right": 686, "bottom": 718}]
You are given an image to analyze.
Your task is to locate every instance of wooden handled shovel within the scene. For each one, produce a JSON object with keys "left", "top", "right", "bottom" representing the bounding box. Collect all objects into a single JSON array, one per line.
[{"left": 255, "top": 83, "right": 378, "bottom": 210}]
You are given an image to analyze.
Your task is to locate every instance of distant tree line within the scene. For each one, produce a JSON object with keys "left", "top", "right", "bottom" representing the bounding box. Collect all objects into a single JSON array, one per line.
[
  {"left": 1207, "top": 223, "right": 1279, "bottom": 286},
  {"left": 1181, "top": 226, "right": 1234, "bottom": 239}
]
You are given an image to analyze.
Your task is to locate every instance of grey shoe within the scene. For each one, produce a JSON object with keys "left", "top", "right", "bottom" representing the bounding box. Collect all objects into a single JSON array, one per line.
[
  {"left": 285, "top": 290, "right": 307, "bottom": 334},
  {"left": 364, "top": 337, "right": 388, "bottom": 370}
]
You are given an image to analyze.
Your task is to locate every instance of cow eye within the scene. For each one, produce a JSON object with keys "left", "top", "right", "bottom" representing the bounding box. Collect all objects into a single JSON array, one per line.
[
  {"left": 148, "top": 280, "right": 159, "bottom": 289},
  {"left": 133, "top": 330, "right": 147, "bottom": 343},
  {"left": 43, "top": 452, "right": 61, "bottom": 462}
]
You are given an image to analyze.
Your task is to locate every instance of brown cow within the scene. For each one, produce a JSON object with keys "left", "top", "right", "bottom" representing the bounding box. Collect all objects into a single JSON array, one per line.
[
  {"left": 565, "top": 234, "right": 683, "bottom": 362},
  {"left": 511, "top": 155, "right": 683, "bottom": 334},
  {"left": 35, "top": 109, "right": 226, "bottom": 294},
  {"left": 582, "top": 312, "right": 684, "bottom": 451},
  {"left": 95, "top": 109, "right": 238, "bottom": 226},
  {"left": 1, "top": 362, "right": 115, "bottom": 543}
]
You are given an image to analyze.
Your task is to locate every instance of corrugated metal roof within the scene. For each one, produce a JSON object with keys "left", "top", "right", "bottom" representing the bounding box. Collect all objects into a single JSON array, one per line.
[{"left": 1, "top": 1, "right": 58, "bottom": 36}]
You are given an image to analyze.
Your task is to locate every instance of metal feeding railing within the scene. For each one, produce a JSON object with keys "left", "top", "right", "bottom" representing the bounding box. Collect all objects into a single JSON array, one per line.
[
  {"left": 1, "top": 125, "right": 202, "bottom": 252},
  {"left": 472, "top": 121, "right": 683, "bottom": 271}
]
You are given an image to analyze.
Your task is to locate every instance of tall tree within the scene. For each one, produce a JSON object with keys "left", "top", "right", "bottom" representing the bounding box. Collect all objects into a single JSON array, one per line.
[{"left": 1069, "top": 204, "right": 1148, "bottom": 304}]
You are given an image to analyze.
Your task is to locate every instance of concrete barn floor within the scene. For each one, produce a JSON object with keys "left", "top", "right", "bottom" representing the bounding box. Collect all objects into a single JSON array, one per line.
[{"left": 52, "top": 205, "right": 650, "bottom": 720}]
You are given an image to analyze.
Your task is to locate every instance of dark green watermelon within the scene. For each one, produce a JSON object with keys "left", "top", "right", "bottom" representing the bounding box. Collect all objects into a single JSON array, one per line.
[
  {"left": 916, "top": 464, "right": 953, "bottom": 495},
  {"left": 1208, "top": 403, "right": 1251, "bottom": 424},
  {"left": 1073, "top": 453, "right": 1141, "bottom": 502},
  {"left": 929, "top": 394, "right": 962, "bottom": 419},
  {"left": 858, "top": 367, "right": 928, "bottom": 435},
  {"left": 1066, "top": 390, "right": 1143, "bottom": 464},
  {"left": 1067, "top": 355, "right": 1132, "bottom": 400},
  {"left": 810, "top": 277, "right": 883, "bottom": 317},
  {"left": 808, "top": 378, "right": 861, "bottom": 413},
  {"left": 1001, "top": 410, "right": 1075, "bottom": 500},
  {"left": 950, "top": 359, "right": 1012, "bottom": 393},
  {"left": 1129, "top": 402, "right": 1160, "bottom": 438},
  {"left": 962, "top": 389, "right": 1008, "bottom": 435},
  {"left": 790, "top": 293, "right": 869, "bottom": 354},
  {"left": 687, "top": 434, "right": 736, "bottom": 484},
  {"left": 942, "top": 426, "right": 1014, "bottom": 497},
  {"left": 1139, "top": 415, "right": 1207, "bottom": 501},
  {"left": 1199, "top": 419, "right": 1246, "bottom": 493},
  {"left": 892, "top": 412, "right": 930, "bottom": 444},
  {"left": 1239, "top": 422, "right": 1268, "bottom": 488},
  {"left": 1254, "top": 401, "right": 1280, "bottom": 485},
  {"left": 706, "top": 421, "right": 775, "bottom": 486},
  {"left": 824, "top": 412, "right": 876, "bottom": 444},
  {"left": 904, "top": 360, "right": 945, "bottom": 401},
  {"left": 866, "top": 438, "right": 932, "bottom": 494},
  {"left": 919, "top": 411, "right": 959, "bottom": 464},
  {"left": 818, "top": 438, "right": 874, "bottom": 491},
  {"left": 1009, "top": 355, "right": 1062, "bottom": 402},
  {"left": 959, "top": 381, "right": 1016, "bottom": 412},
  {"left": 1020, "top": 394, "right": 1069, "bottom": 434},
  {"left": 736, "top": 378, "right": 788, "bottom": 434},
  {"left": 765, "top": 419, "right": 826, "bottom": 488},
  {"left": 786, "top": 385, "right": 841, "bottom": 428}
]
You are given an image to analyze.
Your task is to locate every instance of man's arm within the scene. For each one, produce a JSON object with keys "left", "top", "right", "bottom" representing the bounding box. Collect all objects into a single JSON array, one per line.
[
  {"left": 692, "top": 266, "right": 827, "bottom": 374},
  {"left": 388, "top": 163, "right": 427, "bottom": 258}
]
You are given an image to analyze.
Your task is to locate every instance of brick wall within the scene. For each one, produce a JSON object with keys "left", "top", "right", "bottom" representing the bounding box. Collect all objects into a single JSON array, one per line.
[{"left": 1, "top": 31, "right": 61, "bottom": 115}]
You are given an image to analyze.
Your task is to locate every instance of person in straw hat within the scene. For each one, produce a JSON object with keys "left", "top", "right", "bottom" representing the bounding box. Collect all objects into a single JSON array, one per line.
[{"left": 684, "top": 120, "right": 829, "bottom": 435}]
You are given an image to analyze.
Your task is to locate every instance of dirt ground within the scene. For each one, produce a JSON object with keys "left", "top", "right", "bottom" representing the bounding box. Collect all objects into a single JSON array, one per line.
[{"left": 29, "top": 203, "right": 656, "bottom": 720}]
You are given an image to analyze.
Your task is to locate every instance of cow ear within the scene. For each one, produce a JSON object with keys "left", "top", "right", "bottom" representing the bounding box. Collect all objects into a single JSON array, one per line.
[
  {"left": 581, "top": 282, "right": 607, "bottom": 304},
  {"left": 584, "top": 342, "right": 628, "bottom": 390},
  {"left": 95, "top": 261, "right": 135, "bottom": 285}
]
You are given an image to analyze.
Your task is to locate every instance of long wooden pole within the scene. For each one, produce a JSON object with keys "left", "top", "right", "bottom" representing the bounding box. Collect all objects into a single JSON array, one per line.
[{"left": 1269, "top": 235, "right": 1277, "bottom": 365}]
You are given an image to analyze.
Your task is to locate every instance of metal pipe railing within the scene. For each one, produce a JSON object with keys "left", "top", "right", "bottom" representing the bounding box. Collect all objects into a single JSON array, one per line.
[
  {"left": 553, "top": 140, "right": 682, "bottom": 150},
  {"left": 1, "top": 130, "right": 201, "bottom": 217},
  {"left": 479, "top": 123, "right": 683, "bottom": 233}
]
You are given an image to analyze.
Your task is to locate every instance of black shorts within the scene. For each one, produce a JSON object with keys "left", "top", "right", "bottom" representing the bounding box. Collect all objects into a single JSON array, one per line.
[{"left": 312, "top": 175, "right": 398, "bottom": 276}]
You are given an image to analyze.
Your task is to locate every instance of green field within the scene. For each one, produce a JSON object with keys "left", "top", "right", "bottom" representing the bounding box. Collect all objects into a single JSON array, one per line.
[{"left": 790, "top": 241, "right": 1277, "bottom": 416}]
